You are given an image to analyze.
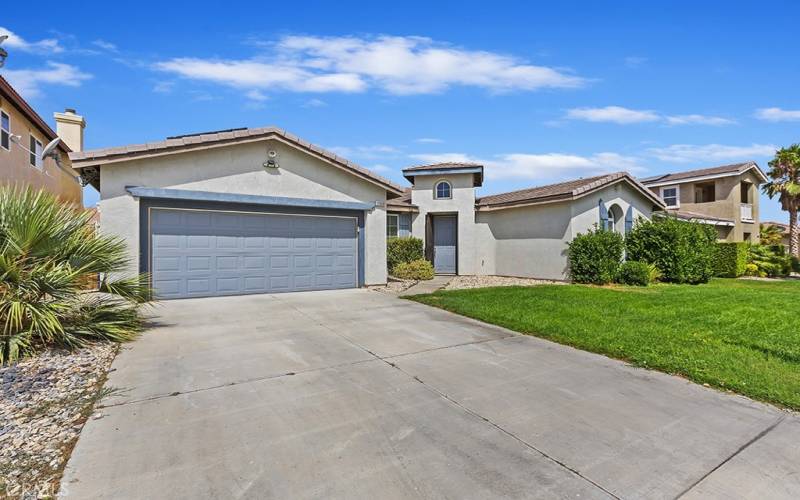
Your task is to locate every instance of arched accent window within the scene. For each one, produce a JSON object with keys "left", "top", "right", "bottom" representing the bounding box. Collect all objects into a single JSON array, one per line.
[
  {"left": 434, "top": 180, "right": 452, "bottom": 199},
  {"left": 607, "top": 204, "right": 624, "bottom": 233}
]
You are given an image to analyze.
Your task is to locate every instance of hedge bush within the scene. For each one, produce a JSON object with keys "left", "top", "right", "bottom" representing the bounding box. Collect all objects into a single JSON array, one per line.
[
  {"left": 616, "top": 261, "right": 652, "bottom": 286},
  {"left": 793, "top": 255, "right": 800, "bottom": 274},
  {"left": 392, "top": 259, "right": 435, "bottom": 280},
  {"left": 714, "top": 242, "right": 749, "bottom": 277},
  {"left": 387, "top": 236, "right": 423, "bottom": 272},
  {"left": 625, "top": 216, "right": 717, "bottom": 284},
  {"left": 747, "top": 244, "right": 792, "bottom": 277},
  {"left": 567, "top": 226, "right": 624, "bottom": 284}
]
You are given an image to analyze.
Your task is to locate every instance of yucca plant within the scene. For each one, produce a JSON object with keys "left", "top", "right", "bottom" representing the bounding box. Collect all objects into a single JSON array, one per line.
[{"left": 0, "top": 187, "right": 151, "bottom": 364}]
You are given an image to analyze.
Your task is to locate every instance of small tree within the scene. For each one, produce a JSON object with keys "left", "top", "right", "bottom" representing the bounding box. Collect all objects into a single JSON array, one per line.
[
  {"left": 759, "top": 223, "right": 785, "bottom": 246},
  {"left": 0, "top": 188, "right": 150, "bottom": 364},
  {"left": 567, "top": 226, "right": 624, "bottom": 284},
  {"left": 763, "top": 145, "right": 800, "bottom": 257}
]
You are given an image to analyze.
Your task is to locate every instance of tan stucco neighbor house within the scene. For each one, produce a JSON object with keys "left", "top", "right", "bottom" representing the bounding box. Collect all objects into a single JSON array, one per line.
[
  {"left": 640, "top": 162, "right": 767, "bottom": 242},
  {"left": 70, "top": 126, "right": 664, "bottom": 300},
  {"left": 0, "top": 75, "right": 85, "bottom": 204}
]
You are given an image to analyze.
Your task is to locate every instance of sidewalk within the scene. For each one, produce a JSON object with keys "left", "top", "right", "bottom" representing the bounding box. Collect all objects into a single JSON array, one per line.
[{"left": 398, "top": 275, "right": 452, "bottom": 296}]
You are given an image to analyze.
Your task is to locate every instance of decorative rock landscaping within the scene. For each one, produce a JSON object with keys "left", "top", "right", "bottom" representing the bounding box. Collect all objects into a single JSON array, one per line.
[
  {"left": 370, "top": 277, "right": 418, "bottom": 294},
  {"left": 0, "top": 344, "right": 117, "bottom": 499},
  {"left": 445, "top": 275, "right": 562, "bottom": 290}
]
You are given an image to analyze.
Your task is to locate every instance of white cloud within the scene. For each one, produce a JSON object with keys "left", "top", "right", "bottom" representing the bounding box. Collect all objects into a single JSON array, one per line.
[
  {"left": 155, "top": 58, "right": 366, "bottom": 93},
  {"left": 92, "top": 39, "right": 118, "bottom": 52},
  {"left": 565, "top": 106, "right": 734, "bottom": 126},
  {"left": 155, "top": 34, "right": 587, "bottom": 98},
  {"left": 415, "top": 137, "right": 443, "bottom": 144},
  {"left": 245, "top": 89, "right": 268, "bottom": 102},
  {"left": 153, "top": 80, "right": 175, "bottom": 93},
  {"left": 754, "top": 107, "right": 800, "bottom": 122},
  {"left": 302, "top": 98, "right": 327, "bottom": 107},
  {"left": 0, "top": 27, "right": 63, "bottom": 54},
  {"left": 2, "top": 62, "right": 91, "bottom": 98},
  {"left": 410, "top": 151, "right": 641, "bottom": 181},
  {"left": 646, "top": 143, "right": 777, "bottom": 163},
  {"left": 566, "top": 106, "right": 660, "bottom": 124},
  {"left": 664, "top": 114, "right": 736, "bottom": 126}
]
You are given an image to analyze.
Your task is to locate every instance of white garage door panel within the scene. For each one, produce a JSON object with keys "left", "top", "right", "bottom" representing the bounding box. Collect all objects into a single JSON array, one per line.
[{"left": 150, "top": 208, "right": 357, "bottom": 299}]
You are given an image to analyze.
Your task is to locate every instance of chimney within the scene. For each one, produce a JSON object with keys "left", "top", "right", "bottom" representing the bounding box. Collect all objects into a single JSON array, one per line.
[{"left": 54, "top": 108, "right": 86, "bottom": 152}]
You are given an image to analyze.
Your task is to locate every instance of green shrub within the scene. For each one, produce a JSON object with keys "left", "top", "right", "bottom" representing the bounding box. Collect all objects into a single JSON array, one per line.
[
  {"left": 714, "top": 242, "right": 749, "bottom": 277},
  {"left": 387, "top": 236, "right": 423, "bottom": 272},
  {"left": 748, "top": 244, "right": 791, "bottom": 277},
  {"left": 616, "top": 261, "right": 652, "bottom": 286},
  {"left": 392, "top": 259, "right": 435, "bottom": 280},
  {"left": 567, "top": 226, "right": 624, "bottom": 284},
  {"left": 745, "top": 263, "right": 760, "bottom": 276},
  {"left": 792, "top": 256, "right": 800, "bottom": 274},
  {"left": 625, "top": 216, "right": 717, "bottom": 284},
  {"left": 0, "top": 188, "right": 151, "bottom": 364}
]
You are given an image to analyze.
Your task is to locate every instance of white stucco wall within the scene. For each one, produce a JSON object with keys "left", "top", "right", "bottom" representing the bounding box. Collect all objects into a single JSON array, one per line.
[
  {"left": 472, "top": 180, "right": 657, "bottom": 280},
  {"left": 98, "top": 139, "right": 389, "bottom": 285},
  {"left": 477, "top": 201, "right": 574, "bottom": 279},
  {"left": 569, "top": 180, "right": 655, "bottom": 239},
  {"left": 409, "top": 173, "right": 478, "bottom": 274}
]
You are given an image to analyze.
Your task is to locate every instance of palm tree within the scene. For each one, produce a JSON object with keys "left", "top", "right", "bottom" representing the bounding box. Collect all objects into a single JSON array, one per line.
[
  {"left": 759, "top": 223, "right": 785, "bottom": 246},
  {"left": 0, "top": 187, "right": 151, "bottom": 364},
  {"left": 763, "top": 145, "right": 800, "bottom": 257}
]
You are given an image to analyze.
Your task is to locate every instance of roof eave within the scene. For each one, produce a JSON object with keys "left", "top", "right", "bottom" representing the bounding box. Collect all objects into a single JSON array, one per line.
[
  {"left": 72, "top": 131, "right": 405, "bottom": 196},
  {"left": 476, "top": 174, "right": 666, "bottom": 212}
]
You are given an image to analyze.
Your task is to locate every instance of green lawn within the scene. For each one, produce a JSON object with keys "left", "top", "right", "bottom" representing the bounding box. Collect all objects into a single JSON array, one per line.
[{"left": 407, "top": 279, "right": 800, "bottom": 410}]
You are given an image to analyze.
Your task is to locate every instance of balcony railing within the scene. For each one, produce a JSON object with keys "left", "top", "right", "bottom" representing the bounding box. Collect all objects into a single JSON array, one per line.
[{"left": 740, "top": 203, "right": 754, "bottom": 222}]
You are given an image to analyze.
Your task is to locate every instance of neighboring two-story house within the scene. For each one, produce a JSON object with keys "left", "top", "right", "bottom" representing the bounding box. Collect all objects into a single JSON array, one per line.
[
  {"left": 0, "top": 75, "right": 85, "bottom": 204},
  {"left": 641, "top": 162, "right": 767, "bottom": 242}
]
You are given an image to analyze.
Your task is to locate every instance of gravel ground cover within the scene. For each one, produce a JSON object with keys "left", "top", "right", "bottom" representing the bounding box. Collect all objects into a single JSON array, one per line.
[
  {"left": 445, "top": 275, "right": 562, "bottom": 290},
  {"left": 370, "top": 278, "right": 418, "bottom": 294},
  {"left": 1, "top": 344, "right": 117, "bottom": 499}
]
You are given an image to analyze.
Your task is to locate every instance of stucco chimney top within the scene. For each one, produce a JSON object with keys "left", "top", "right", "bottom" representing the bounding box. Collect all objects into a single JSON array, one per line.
[{"left": 54, "top": 109, "right": 86, "bottom": 152}]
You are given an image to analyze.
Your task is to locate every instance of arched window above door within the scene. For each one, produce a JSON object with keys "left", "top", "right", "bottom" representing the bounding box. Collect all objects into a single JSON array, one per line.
[{"left": 434, "top": 180, "right": 452, "bottom": 199}]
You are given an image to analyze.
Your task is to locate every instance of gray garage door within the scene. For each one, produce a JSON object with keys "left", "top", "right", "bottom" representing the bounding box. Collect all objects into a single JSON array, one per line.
[{"left": 150, "top": 208, "right": 358, "bottom": 299}]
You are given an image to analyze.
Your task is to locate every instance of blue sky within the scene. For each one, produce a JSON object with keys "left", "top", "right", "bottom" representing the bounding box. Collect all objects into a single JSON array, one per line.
[{"left": 1, "top": 0, "right": 798, "bottom": 222}]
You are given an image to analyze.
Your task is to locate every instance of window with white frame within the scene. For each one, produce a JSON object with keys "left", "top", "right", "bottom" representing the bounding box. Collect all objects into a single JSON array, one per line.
[
  {"left": 387, "top": 213, "right": 399, "bottom": 237},
  {"left": 30, "top": 135, "right": 43, "bottom": 168},
  {"left": 434, "top": 180, "right": 452, "bottom": 199},
  {"left": 661, "top": 186, "right": 679, "bottom": 208},
  {"left": 1, "top": 111, "right": 9, "bottom": 151}
]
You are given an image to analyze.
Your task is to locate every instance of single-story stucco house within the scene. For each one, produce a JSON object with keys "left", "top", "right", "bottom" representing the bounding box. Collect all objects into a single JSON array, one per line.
[{"left": 71, "top": 126, "right": 665, "bottom": 299}]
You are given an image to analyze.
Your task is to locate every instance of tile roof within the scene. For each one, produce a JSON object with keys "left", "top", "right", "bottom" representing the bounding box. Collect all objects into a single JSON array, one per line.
[
  {"left": 663, "top": 210, "right": 735, "bottom": 225},
  {"left": 762, "top": 221, "right": 789, "bottom": 232},
  {"left": 402, "top": 162, "right": 483, "bottom": 172},
  {"left": 69, "top": 126, "right": 405, "bottom": 195},
  {"left": 0, "top": 75, "right": 71, "bottom": 153},
  {"left": 476, "top": 172, "right": 664, "bottom": 209},
  {"left": 386, "top": 189, "right": 413, "bottom": 205},
  {"left": 640, "top": 161, "right": 766, "bottom": 184}
]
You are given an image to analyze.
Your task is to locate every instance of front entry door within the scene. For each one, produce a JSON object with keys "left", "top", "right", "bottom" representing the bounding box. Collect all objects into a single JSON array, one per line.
[{"left": 433, "top": 215, "right": 457, "bottom": 274}]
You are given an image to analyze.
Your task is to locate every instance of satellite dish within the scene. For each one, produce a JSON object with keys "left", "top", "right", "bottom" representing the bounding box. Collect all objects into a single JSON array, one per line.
[{"left": 41, "top": 138, "right": 61, "bottom": 159}]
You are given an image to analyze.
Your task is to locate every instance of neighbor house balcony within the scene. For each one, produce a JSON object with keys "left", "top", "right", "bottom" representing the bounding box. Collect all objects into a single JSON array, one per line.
[{"left": 740, "top": 203, "right": 754, "bottom": 222}]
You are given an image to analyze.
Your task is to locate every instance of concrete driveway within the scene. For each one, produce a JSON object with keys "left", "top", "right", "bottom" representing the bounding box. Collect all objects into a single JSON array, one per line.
[{"left": 62, "top": 289, "right": 798, "bottom": 499}]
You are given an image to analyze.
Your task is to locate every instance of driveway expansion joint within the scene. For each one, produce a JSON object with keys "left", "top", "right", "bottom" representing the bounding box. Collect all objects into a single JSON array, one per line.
[
  {"left": 674, "top": 415, "right": 787, "bottom": 499},
  {"left": 272, "top": 295, "right": 619, "bottom": 499}
]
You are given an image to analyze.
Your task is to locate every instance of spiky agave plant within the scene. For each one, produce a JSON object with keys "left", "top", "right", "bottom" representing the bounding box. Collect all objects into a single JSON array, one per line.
[{"left": 0, "top": 187, "right": 151, "bottom": 364}]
